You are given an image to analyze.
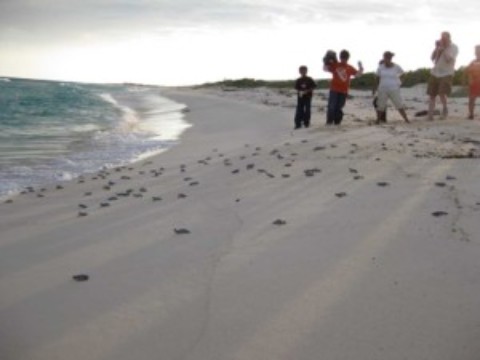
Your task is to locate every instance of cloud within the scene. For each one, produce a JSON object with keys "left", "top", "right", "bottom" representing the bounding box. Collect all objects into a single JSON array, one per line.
[{"left": 1, "top": 0, "right": 479, "bottom": 44}]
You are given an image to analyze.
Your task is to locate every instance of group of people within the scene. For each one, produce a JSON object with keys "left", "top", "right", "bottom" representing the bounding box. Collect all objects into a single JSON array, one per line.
[{"left": 293, "top": 31, "right": 480, "bottom": 129}]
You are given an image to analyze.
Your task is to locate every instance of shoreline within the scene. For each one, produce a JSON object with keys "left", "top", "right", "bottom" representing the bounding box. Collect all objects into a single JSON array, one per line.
[{"left": 0, "top": 87, "right": 190, "bottom": 201}]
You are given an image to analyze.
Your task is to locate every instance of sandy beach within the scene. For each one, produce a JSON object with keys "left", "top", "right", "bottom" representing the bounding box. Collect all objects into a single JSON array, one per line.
[{"left": 2, "top": 86, "right": 480, "bottom": 360}]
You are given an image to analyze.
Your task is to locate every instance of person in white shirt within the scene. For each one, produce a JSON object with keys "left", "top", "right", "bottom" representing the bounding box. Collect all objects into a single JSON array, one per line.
[
  {"left": 373, "top": 51, "right": 410, "bottom": 124},
  {"left": 427, "top": 31, "right": 459, "bottom": 120}
]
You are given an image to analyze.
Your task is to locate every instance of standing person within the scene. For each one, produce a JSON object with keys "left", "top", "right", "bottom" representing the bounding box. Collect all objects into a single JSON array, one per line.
[
  {"left": 466, "top": 45, "right": 480, "bottom": 119},
  {"left": 324, "top": 49, "right": 363, "bottom": 126},
  {"left": 294, "top": 65, "right": 316, "bottom": 129},
  {"left": 373, "top": 51, "right": 410, "bottom": 124},
  {"left": 427, "top": 31, "right": 459, "bottom": 120},
  {"left": 373, "top": 59, "right": 387, "bottom": 123}
]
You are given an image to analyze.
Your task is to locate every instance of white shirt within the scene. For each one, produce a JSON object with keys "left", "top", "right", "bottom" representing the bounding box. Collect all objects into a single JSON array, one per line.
[
  {"left": 431, "top": 43, "right": 458, "bottom": 77},
  {"left": 376, "top": 63, "right": 404, "bottom": 90}
]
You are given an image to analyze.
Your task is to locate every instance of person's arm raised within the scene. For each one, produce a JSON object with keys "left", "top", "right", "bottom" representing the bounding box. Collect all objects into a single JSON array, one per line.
[{"left": 356, "top": 61, "right": 364, "bottom": 76}]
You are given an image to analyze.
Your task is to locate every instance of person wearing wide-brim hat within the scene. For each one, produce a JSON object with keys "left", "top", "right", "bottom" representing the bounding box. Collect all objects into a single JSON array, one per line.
[{"left": 373, "top": 51, "right": 410, "bottom": 124}]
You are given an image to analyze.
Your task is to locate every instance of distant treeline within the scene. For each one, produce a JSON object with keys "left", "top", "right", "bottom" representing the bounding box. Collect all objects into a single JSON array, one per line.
[{"left": 198, "top": 67, "right": 467, "bottom": 91}]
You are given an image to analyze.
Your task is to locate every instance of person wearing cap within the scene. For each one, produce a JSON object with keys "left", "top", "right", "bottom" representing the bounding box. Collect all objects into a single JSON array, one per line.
[
  {"left": 465, "top": 45, "right": 480, "bottom": 120},
  {"left": 373, "top": 51, "right": 410, "bottom": 123},
  {"left": 324, "top": 49, "right": 363, "bottom": 125},
  {"left": 427, "top": 31, "right": 459, "bottom": 120}
]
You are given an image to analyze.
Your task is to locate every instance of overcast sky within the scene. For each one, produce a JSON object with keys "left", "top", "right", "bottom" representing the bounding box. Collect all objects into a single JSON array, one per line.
[{"left": 1, "top": 0, "right": 479, "bottom": 85}]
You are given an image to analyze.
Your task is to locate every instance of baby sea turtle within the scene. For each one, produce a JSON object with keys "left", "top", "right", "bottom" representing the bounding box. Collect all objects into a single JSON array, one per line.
[
  {"left": 174, "top": 228, "right": 191, "bottom": 235},
  {"left": 73, "top": 274, "right": 89, "bottom": 282}
]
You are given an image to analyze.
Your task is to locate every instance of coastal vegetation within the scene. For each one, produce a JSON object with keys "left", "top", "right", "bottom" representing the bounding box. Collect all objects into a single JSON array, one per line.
[{"left": 198, "top": 67, "right": 468, "bottom": 96}]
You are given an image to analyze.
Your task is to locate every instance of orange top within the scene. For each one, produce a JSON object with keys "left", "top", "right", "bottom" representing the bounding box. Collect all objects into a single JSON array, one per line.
[
  {"left": 467, "top": 60, "right": 480, "bottom": 84},
  {"left": 327, "top": 62, "right": 358, "bottom": 94}
]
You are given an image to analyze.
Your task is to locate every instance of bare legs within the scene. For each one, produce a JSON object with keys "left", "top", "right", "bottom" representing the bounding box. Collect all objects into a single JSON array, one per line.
[
  {"left": 398, "top": 108, "right": 410, "bottom": 123},
  {"left": 428, "top": 95, "right": 448, "bottom": 120},
  {"left": 468, "top": 95, "right": 476, "bottom": 119},
  {"left": 376, "top": 109, "right": 409, "bottom": 124}
]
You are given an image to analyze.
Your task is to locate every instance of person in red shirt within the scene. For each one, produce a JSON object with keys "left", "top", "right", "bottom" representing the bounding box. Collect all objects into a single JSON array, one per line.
[
  {"left": 466, "top": 45, "right": 480, "bottom": 119},
  {"left": 324, "top": 50, "right": 363, "bottom": 125}
]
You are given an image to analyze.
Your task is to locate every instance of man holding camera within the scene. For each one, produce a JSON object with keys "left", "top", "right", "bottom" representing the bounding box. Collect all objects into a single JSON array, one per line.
[{"left": 427, "top": 31, "right": 458, "bottom": 120}]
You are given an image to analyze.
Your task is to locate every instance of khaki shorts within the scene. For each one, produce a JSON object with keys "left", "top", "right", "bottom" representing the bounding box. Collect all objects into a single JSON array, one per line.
[
  {"left": 377, "top": 88, "right": 404, "bottom": 111},
  {"left": 427, "top": 75, "right": 453, "bottom": 97}
]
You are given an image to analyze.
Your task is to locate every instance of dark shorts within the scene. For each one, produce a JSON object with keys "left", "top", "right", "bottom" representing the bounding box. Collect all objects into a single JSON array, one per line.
[{"left": 427, "top": 75, "right": 453, "bottom": 97}]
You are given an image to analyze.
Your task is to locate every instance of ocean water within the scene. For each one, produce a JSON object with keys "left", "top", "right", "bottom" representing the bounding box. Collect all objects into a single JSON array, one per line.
[{"left": 0, "top": 77, "right": 190, "bottom": 198}]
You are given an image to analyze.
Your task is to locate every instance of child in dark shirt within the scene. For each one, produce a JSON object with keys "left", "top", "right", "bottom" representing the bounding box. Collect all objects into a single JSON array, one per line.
[{"left": 294, "top": 66, "right": 316, "bottom": 129}]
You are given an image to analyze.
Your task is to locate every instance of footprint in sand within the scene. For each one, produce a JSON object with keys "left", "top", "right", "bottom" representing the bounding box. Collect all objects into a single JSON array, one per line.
[
  {"left": 435, "top": 182, "right": 447, "bottom": 187},
  {"left": 189, "top": 182, "right": 199, "bottom": 186},
  {"left": 335, "top": 192, "right": 347, "bottom": 198},
  {"left": 5, "top": 199, "right": 13, "bottom": 204},
  {"left": 349, "top": 168, "right": 358, "bottom": 174},
  {"left": 432, "top": 211, "right": 448, "bottom": 217},
  {"left": 377, "top": 182, "right": 390, "bottom": 187},
  {"left": 152, "top": 196, "right": 162, "bottom": 202},
  {"left": 246, "top": 164, "right": 255, "bottom": 170},
  {"left": 178, "top": 193, "right": 187, "bottom": 199},
  {"left": 273, "top": 219, "right": 287, "bottom": 226},
  {"left": 174, "top": 228, "right": 191, "bottom": 235},
  {"left": 353, "top": 175, "right": 364, "bottom": 180},
  {"left": 100, "top": 202, "right": 110, "bottom": 208},
  {"left": 282, "top": 174, "right": 291, "bottom": 178},
  {"left": 78, "top": 212, "right": 88, "bottom": 217},
  {"left": 84, "top": 192, "right": 92, "bottom": 196},
  {"left": 78, "top": 204, "right": 88, "bottom": 209},
  {"left": 446, "top": 175, "right": 457, "bottom": 181}
]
